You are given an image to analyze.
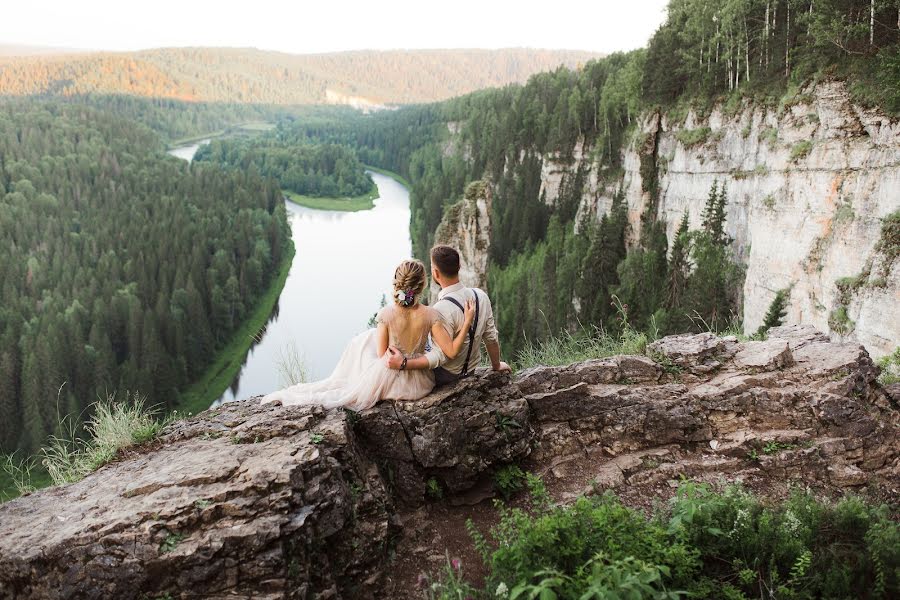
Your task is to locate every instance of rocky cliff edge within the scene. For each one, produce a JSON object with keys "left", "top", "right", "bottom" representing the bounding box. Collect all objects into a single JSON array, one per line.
[{"left": 0, "top": 326, "right": 897, "bottom": 599}]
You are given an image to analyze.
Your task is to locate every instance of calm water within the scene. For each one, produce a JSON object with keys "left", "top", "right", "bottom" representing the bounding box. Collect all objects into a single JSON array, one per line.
[{"left": 168, "top": 143, "right": 412, "bottom": 405}]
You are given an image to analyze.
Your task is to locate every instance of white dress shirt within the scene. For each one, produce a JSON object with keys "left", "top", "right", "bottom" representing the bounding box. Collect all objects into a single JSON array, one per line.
[{"left": 424, "top": 282, "right": 499, "bottom": 373}]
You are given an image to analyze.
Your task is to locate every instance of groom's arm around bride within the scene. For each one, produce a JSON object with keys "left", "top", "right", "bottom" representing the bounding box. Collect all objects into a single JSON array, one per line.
[{"left": 387, "top": 245, "right": 510, "bottom": 382}]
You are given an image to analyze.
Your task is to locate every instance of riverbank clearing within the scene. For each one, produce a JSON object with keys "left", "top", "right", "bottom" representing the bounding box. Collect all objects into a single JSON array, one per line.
[
  {"left": 176, "top": 241, "right": 296, "bottom": 415},
  {"left": 283, "top": 187, "right": 379, "bottom": 212},
  {"left": 281, "top": 166, "right": 409, "bottom": 212}
]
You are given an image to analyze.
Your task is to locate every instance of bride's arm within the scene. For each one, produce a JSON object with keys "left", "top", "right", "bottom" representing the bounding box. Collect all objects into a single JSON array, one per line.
[
  {"left": 431, "top": 299, "right": 475, "bottom": 360},
  {"left": 377, "top": 322, "right": 389, "bottom": 357}
]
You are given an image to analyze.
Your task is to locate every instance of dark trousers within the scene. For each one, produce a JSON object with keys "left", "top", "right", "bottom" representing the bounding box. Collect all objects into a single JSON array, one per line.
[{"left": 433, "top": 367, "right": 462, "bottom": 387}]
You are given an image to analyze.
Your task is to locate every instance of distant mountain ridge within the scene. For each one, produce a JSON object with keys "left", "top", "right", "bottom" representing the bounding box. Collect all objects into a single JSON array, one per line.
[{"left": 0, "top": 47, "right": 600, "bottom": 105}]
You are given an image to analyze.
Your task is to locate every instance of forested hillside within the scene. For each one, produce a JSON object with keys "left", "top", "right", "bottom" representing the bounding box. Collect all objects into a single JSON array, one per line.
[
  {"left": 0, "top": 47, "right": 598, "bottom": 105},
  {"left": 0, "top": 104, "right": 291, "bottom": 452},
  {"left": 280, "top": 0, "right": 900, "bottom": 357},
  {"left": 194, "top": 138, "right": 373, "bottom": 198}
]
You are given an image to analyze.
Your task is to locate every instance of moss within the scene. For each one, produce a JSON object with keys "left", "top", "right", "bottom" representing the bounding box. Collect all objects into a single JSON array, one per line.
[{"left": 761, "top": 127, "right": 779, "bottom": 146}]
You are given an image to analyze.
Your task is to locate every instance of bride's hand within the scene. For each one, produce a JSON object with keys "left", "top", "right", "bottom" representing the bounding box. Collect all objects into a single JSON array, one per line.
[{"left": 463, "top": 298, "right": 476, "bottom": 328}]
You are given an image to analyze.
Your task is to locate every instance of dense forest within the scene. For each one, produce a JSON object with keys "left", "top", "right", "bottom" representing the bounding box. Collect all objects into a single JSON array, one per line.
[
  {"left": 279, "top": 0, "right": 899, "bottom": 357},
  {"left": 0, "top": 103, "right": 291, "bottom": 453},
  {"left": 0, "top": 48, "right": 598, "bottom": 105},
  {"left": 194, "top": 138, "right": 373, "bottom": 198}
]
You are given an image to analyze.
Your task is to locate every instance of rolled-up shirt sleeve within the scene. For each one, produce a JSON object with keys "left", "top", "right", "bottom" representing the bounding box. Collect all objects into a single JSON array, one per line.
[
  {"left": 481, "top": 295, "right": 500, "bottom": 344},
  {"left": 425, "top": 309, "right": 453, "bottom": 368},
  {"left": 425, "top": 345, "right": 446, "bottom": 369}
]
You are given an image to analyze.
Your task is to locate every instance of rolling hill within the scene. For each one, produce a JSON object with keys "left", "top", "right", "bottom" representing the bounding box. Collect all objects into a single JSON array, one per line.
[{"left": 0, "top": 47, "right": 600, "bottom": 105}]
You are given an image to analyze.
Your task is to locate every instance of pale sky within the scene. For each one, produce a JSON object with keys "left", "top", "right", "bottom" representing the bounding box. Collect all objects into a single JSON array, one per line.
[{"left": 1, "top": 0, "right": 670, "bottom": 55}]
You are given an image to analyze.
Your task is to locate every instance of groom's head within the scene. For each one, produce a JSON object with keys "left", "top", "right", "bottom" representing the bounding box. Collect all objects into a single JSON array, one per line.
[{"left": 430, "top": 245, "right": 460, "bottom": 288}]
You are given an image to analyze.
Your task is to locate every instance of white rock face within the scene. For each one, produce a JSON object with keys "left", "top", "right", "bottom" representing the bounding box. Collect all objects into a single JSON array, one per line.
[
  {"left": 600, "top": 82, "right": 899, "bottom": 358},
  {"left": 440, "top": 82, "right": 899, "bottom": 357},
  {"left": 430, "top": 181, "right": 492, "bottom": 302}
]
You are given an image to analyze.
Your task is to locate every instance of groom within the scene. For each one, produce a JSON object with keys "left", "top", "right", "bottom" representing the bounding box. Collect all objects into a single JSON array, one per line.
[{"left": 387, "top": 245, "right": 510, "bottom": 383}]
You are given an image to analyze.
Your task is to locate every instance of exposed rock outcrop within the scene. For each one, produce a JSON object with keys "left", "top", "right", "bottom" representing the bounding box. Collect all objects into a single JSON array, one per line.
[
  {"left": 1, "top": 327, "right": 897, "bottom": 599},
  {"left": 600, "top": 82, "right": 899, "bottom": 357},
  {"left": 429, "top": 180, "right": 492, "bottom": 302},
  {"left": 450, "top": 81, "right": 899, "bottom": 357}
]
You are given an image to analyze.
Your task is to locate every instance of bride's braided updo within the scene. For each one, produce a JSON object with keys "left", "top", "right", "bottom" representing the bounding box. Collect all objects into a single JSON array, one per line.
[{"left": 393, "top": 259, "right": 427, "bottom": 307}]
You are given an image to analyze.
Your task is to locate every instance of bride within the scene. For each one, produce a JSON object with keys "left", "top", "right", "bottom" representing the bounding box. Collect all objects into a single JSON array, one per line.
[{"left": 260, "top": 259, "right": 474, "bottom": 411}]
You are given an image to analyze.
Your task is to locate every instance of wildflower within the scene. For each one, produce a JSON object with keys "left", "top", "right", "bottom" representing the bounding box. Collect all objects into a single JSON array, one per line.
[
  {"left": 451, "top": 558, "right": 461, "bottom": 571},
  {"left": 495, "top": 582, "right": 509, "bottom": 597}
]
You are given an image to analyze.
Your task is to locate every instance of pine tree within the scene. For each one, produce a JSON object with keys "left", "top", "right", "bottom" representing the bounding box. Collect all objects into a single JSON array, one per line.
[
  {"left": 756, "top": 288, "right": 790, "bottom": 338},
  {"left": 666, "top": 212, "right": 692, "bottom": 318}
]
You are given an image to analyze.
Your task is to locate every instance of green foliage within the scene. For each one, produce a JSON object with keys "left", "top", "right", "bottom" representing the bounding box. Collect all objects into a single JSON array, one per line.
[
  {"left": 877, "top": 347, "right": 900, "bottom": 386},
  {"left": 426, "top": 477, "right": 443, "bottom": 500},
  {"left": 423, "top": 555, "right": 480, "bottom": 600},
  {"left": 41, "top": 392, "right": 169, "bottom": 486},
  {"left": 195, "top": 137, "right": 374, "bottom": 199},
  {"left": 875, "top": 210, "right": 900, "bottom": 264},
  {"left": 755, "top": 288, "right": 791, "bottom": 338},
  {"left": 515, "top": 318, "right": 650, "bottom": 371},
  {"left": 0, "top": 453, "right": 39, "bottom": 498},
  {"left": 464, "top": 480, "right": 899, "bottom": 600},
  {"left": 0, "top": 103, "right": 290, "bottom": 454},
  {"left": 159, "top": 532, "right": 186, "bottom": 554},
  {"left": 310, "top": 433, "right": 324, "bottom": 445},
  {"left": 790, "top": 140, "right": 814, "bottom": 162},
  {"left": 828, "top": 305, "right": 855, "bottom": 335},
  {"left": 675, "top": 127, "right": 711, "bottom": 148},
  {"left": 494, "top": 465, "right": 528, "bottom": 500}
]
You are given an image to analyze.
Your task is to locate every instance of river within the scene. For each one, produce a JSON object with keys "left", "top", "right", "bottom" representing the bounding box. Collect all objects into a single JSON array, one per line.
[{"left": 168, "top": 142, "right": 412, "bottom": 405}]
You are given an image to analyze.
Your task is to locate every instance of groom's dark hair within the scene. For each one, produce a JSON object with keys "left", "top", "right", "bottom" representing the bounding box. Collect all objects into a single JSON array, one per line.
[{"left": 431, "top": 245, "right": 460, "bottom": 277}]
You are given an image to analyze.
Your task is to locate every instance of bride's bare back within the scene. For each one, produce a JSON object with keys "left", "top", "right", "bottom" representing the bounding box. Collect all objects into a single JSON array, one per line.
[{"left": 377, "top": 304, "right": 439, "bottom": 356}]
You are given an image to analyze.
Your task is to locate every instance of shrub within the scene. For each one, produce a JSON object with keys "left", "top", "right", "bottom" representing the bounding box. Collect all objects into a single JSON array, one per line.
[
  {"left": 875, "top": 210, "right": 900, "bottom": 264},
  {"left": 676, "top": 127, "right": 711, "bottom": 148},
  {"left": 877, "top": 347, "right": 900, "bottom": 386},
  {"left": 493, "top": 465, "right": 527, "bottom": 500},
  {"left": 789, "top": 140, "right": 813, "bottom": 162},
  {"left": 462, "top": 480, "right": 899, "bottom": 599},
  {"left": 828, "top": 305, "right": 855, "bottom": 335},
  {"left": 426, "top": 477, "right": 443, "bottom": 500}
]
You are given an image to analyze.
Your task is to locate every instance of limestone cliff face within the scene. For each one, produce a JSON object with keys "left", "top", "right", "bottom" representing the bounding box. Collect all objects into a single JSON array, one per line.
[
  {"left": 474, "top": 81, "right": 899, "bottom": 357},
  {"left": 429, "top": 180, "right": 492, "bottom": 302}
]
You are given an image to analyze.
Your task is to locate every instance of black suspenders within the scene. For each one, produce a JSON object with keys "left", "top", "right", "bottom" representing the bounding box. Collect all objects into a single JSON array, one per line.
[{"left": 440, "top": 289, "right": 480, "bottom": 376}]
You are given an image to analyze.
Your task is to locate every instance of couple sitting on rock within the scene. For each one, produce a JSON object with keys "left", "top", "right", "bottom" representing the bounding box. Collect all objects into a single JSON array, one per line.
[{"left": 261, "top": 245, "right": 511, "bottom": 411}]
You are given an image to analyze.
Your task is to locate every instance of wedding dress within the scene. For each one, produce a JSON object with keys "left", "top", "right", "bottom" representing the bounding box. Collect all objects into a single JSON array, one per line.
[{"left": 260, "top": 304, "right": 438, "bottom": 411}]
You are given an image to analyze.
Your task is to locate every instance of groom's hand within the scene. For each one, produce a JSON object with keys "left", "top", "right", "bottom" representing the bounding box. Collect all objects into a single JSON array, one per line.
[{"left": 386, "top": 346, "right": 405, "bottom": 370}]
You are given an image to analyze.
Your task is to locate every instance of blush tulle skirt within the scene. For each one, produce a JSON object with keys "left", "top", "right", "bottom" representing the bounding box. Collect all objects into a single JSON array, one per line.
[{"left": 260, "top": 328, "right": 435, "bottom": 411}]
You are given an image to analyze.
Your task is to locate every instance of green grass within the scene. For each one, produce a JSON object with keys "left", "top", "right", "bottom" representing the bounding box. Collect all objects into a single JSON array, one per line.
[
  {"left": 364, "top": 165, "right": 412, "bottom": 189},
  {"left": 0, "top": 455, "right": 52, "bottom": 502},
  {"left": 283, "top": 187, "right": 378, "bottom": 212},
  {"left": 515, "top": 326, "right": 651, "bottom": 370},
  {"left": 41, "top": 392, "right": 171, "bottom": 486},
  {"left": 177, "top": 241, "right": 296, "bottom": 415}
]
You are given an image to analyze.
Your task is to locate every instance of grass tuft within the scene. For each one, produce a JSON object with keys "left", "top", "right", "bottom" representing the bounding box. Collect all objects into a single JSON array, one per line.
[{"left": 41, "top": 392, "right": 170, "bottom": 486}]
